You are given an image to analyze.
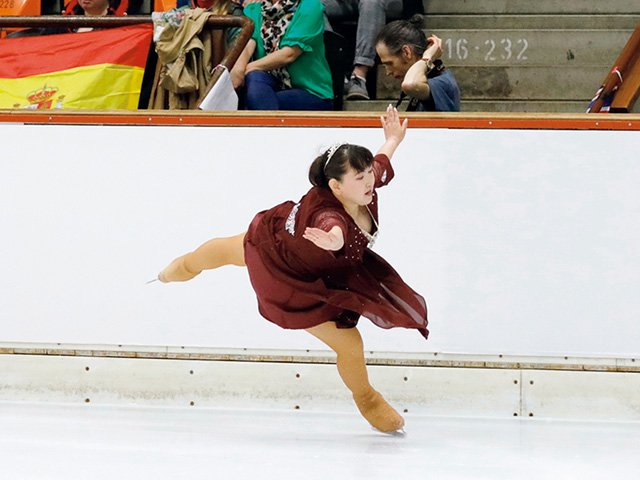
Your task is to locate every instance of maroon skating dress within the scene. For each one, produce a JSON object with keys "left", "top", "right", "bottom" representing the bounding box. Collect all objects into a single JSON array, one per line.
[{"left": 243, "top": 154, "right": 429, "bottom": 339}]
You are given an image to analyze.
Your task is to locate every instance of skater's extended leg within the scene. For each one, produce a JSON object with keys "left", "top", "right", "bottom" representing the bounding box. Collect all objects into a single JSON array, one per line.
[
  {"left": 306, "top": 321, "right": 404, "bottom": 432},
  {"left": 159, "top": 232, "right": 246, "bottom": 282}
]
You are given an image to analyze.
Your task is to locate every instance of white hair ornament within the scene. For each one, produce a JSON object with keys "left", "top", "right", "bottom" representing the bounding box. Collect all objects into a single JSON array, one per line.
[{"left": 324, "top": 143, "right": 346, "bottom": 170}]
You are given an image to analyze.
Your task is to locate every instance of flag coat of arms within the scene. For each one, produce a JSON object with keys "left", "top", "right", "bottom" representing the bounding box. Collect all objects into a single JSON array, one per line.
[{"left": 0, "top": 24, "right": 152, "bottom": 110}]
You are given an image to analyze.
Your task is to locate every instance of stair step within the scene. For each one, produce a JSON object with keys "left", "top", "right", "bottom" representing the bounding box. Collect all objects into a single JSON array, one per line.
[
  {"left": 344, "top": 99, "right": 590, "bottom": 113},
  {"left": 423, "top": 0, "right": 640, "bottom": 15},
  {"left": 375, "top": 66, "right": 607, "bottom": 100},
  {"left": 425, "top": 14, "right": 640, "bottom": 30},
  {"left": 423, "top": 29, "right": 633, "bottom": 67},
  {"left": 362, "top": 1, "right": 640, "bottom": 112}
]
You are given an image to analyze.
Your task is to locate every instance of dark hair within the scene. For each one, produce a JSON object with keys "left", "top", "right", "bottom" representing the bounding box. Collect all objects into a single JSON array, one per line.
[
  {"left": 308, "top": 144, "right": 374, "bottom": 188},
  {"left": 375, "top": 14, "right": 427, "bottom": 57}
]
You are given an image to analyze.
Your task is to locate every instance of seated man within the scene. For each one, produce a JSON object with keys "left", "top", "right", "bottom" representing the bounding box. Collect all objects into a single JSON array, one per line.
[
  {"left": 322, "top": 0, "right": 403, "bottom": 100},
  {"left": 375, "top": 15, "right": 460, "bottom": 112}
]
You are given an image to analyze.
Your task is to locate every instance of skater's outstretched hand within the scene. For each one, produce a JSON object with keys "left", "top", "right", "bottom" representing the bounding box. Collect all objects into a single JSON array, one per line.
[
  {"left": 377, "top": 105, "right": 408, "bottom": 159},
  {"left": 303, "top": 226, "right": 345, "bottom": 251}
]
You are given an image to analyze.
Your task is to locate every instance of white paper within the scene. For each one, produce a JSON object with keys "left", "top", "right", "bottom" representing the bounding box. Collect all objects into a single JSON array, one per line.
[{"left": 198, "top": 66, "right": 238, "bottom": 111}]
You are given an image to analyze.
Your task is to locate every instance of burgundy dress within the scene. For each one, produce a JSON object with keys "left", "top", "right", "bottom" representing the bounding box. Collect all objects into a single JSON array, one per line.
[{"left": 243, "top": 154, "right": 429, "bottom": 339}]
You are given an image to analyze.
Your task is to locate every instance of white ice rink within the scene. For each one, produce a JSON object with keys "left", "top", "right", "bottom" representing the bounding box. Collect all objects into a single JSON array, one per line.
[{"left": 2, "top": 401, "right": 639, "bottom": 480}]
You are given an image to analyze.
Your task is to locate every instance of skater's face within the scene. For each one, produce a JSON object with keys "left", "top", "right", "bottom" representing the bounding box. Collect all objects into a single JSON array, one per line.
[{"left": 331, "top": 165, "right": 375, "bottom": 206}]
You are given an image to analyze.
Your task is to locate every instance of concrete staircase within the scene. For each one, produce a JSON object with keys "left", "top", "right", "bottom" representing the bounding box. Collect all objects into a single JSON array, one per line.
[{"left": 345, "top": 0, "right": 640, "bottom": 112}]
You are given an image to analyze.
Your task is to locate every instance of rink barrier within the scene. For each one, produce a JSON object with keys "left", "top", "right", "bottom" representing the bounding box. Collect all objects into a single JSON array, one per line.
[
  {"left": 1, "top": 343, "right": 638, "bottom": 373},
  {"left": 2, "top": 113, "right": 639, "bottom": 420},
  {"left": 0, "top": 110, "right": 640, "bottom": 130},
  {"left": 1, "top": 349, "right": 639, "bottom": 421},
  {"left": 3, "top": 121, "right": 638, "bottom": 356}
]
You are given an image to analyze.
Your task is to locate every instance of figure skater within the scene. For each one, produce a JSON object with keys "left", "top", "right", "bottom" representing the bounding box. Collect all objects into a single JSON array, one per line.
[{"left": 158, "top": 105, "right": 428, "bottom": 433}]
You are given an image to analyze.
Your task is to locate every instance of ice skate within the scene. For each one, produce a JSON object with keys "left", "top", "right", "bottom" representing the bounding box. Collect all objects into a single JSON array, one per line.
[
  {"left": 371, "top": 426, "right": 407, "bottom": 437},
  {"left": 353, "top": 389, "right": 405, "bottom": 433}
]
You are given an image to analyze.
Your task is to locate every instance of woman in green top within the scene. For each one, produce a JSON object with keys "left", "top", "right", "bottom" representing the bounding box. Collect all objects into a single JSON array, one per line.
[{"left": 231, "top": 0, "right": 334, "bottom": 110}]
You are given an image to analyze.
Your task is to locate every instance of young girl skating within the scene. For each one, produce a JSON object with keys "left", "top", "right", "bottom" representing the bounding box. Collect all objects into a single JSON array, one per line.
[{"left": 158, "top": 106, "right": 428, "bottom": 433}]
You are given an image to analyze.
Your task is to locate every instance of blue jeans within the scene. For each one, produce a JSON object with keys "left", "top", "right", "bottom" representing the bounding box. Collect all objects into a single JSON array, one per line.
[
  {"left": 322, "top": 0, "right": 403, "bottom": 68},
  {"left": 244, "top": 71, "right": 334, "bottom": 111}
]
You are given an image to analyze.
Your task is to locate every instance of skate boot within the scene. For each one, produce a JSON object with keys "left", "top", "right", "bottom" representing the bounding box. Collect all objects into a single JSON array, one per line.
[
  {"left": 353, "top": 389, "right": 405, "bottom": 433},
  {"left": 158, "top": 255, "right": 199, "bottom": 282}
]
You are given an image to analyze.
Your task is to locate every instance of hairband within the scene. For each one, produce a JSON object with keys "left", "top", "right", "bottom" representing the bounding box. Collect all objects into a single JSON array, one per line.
[{"left": 324, "top": 143, "right": 345, "bottom": 170}]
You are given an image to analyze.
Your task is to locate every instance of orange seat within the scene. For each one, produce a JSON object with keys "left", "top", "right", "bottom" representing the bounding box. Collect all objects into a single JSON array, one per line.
[
  {"left": 0, "top": 0, "right": 41, "bottom": 38},
  {"left": 0, "top": 0, "right": 40, "bottom": 16},
  {"left": 153, "top": 0, "right": 177, "bottom": 12}
]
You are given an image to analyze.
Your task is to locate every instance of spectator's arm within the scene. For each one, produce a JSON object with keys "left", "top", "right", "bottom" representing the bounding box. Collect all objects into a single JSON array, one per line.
[
  {"left": 245, "top": 46, "right": 303, "bottom": 73},
  {"left": 278, "top": 0, "right": 323, "bottom": 52},
  {"left": 230, "top": 39, "right": 257, "bottom": 89},
  {"left": 401, "top": 35, "right": 443, "bottom": 100},
  {"left": 401, "top": 60, "right": 431, "bottom": 100}
]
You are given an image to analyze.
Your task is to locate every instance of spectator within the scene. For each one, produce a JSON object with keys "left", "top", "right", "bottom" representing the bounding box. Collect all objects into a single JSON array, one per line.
[
  {"left": 69, "top": 0, "right": 144, "bottom": 16},
  {"left": 6, "top": 0, "right": 121, "bottom": 37},
  {"left": 70, "top": 0, "right": 118, "bottom": 32},
  {"left": 232, "top": 0, "right": 334, "bottom": 110},
  {"left": 70, "top": 0, "right": 117, "bottom": 16},
  {"left": 322, "top": 0, "right": 403, "bottom": 100},
  {"left": 206, "top": 0, "right": 244, "bottom": 47},
  {"left": 375, "top": 15, "right": 460, "bottom": 111}
]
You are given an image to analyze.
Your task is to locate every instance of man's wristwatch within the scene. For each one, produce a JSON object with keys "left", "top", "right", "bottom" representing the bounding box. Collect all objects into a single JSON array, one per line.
[{"left": 420, "top": 57, "right": 434, "bottom": 72}]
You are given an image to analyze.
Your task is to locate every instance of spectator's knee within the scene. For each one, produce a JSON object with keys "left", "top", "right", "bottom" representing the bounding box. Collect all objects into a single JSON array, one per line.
[
  {"left": 245, "top": 71, "right": 269, "bottom": 87},
  {"left": 357, "top": 0, "right": 387, "bottom": 14}
]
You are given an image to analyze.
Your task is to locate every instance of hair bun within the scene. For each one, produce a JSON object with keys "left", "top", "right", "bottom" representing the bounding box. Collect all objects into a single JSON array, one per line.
[{"left": 409, "top": 14, "right": 425, "bottom": 29}]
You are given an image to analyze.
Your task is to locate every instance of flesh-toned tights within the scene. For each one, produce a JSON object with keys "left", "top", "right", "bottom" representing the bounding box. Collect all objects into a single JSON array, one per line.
[{"left": 159, "top": 233, "right": 404, "bottom": 432}]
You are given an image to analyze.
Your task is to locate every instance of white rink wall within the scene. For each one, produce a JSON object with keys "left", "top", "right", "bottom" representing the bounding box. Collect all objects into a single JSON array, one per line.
[
  {"left": 1, "top": 123, "right": 639, "bottom": 358},
  {"left": 3, "top": 353, "right": 640, "bottom": 420}
]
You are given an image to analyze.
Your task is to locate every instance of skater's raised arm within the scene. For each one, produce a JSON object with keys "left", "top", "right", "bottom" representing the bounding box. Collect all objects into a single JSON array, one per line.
[{"left": 376, "top": 105, "right": 408, "bottom": 160}]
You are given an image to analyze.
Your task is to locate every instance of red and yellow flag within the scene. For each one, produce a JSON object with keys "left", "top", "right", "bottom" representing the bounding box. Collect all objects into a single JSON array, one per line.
[{"left": 0, "top": 24, "right": 152, "bottom": 110}]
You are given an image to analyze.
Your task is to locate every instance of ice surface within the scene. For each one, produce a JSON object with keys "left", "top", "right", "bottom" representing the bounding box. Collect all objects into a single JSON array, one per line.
[{"left": 1, "top": 401, "right": 639, "bottom": 480}]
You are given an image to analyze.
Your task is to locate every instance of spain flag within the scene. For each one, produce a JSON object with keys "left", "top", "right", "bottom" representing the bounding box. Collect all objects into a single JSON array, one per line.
[{"left": 0, "top": 24, "right": 152, "bottom": 110}]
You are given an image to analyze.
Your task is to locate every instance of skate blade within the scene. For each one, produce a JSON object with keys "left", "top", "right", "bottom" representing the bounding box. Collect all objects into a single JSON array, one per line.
[{"left": 371, "top": 426, "right": 406, "bottom": 437}]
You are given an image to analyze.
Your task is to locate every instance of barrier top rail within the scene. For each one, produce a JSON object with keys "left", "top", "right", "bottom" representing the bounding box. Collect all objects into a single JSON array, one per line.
[
  {"left": 0, "top": 15, "right": 255, "bottom": 107},
  {"left": 0, "top": 110, "right": 639, "bottom": 131}
]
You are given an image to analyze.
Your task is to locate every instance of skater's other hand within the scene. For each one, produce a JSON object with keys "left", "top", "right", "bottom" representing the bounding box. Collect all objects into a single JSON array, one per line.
[
  {"left": 380, "top": 104, "right": 408, "bottom": 145},
  {"left": 303, "top": 226, "right": 344, "bottom": 251},
  {"left": 376, "top": 105, "right": 406, "bottom": 159}
]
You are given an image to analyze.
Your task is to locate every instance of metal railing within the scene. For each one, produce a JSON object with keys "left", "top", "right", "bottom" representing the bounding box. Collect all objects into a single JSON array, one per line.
[{"left": 587, "top": 23, "right": 640, "bottom": 113}]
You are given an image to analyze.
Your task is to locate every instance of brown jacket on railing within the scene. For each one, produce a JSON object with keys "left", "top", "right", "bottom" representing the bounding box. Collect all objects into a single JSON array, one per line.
[{"left": 149, "top": 8, "right": 229, "bottom": 109}]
